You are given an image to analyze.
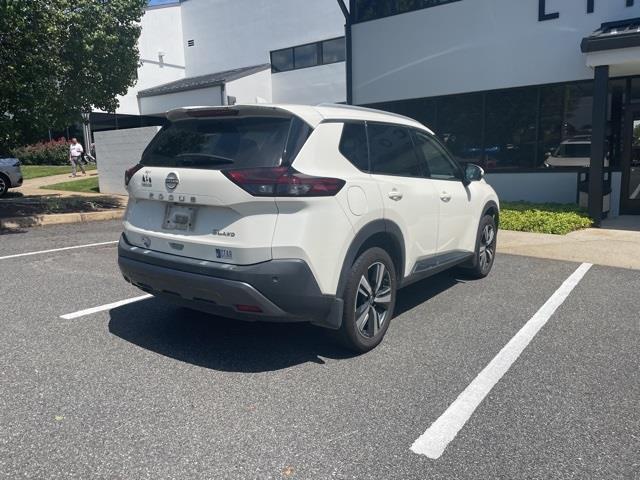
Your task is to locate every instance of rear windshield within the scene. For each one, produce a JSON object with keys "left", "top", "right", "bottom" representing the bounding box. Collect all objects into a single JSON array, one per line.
[{"left": 141, "top": 116, "right": 298, "bottom": 169}]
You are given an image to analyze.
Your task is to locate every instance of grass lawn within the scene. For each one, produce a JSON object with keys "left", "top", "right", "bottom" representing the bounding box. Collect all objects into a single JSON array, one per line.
[
  {"left": 22, "top": 164, "right": 96, "bottom": 180},
  {"left": 500, "top": 201, "right": 593, "bottom": 235},
  {"left": 41, "top": 176, "right": 100, "bottom": 193}
]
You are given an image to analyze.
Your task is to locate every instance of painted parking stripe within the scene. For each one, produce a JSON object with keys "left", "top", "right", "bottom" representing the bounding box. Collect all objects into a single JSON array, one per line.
[
  {"left": 0, "top": 240, "right": 118, "bottom": 261},
  {"left": 410, "top": 262, "right": 593, "bottom": 460},
  {"left": 60, "top": 294, "right": 153, "bottom": 320}
]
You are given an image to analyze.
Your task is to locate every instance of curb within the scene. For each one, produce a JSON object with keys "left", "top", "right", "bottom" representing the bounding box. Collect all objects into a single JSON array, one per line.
[{"left": 1, "top": 209, "right": 125, "bottom": 230}]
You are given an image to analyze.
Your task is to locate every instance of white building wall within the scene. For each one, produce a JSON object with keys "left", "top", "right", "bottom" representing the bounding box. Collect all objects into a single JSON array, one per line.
[
  {"left": 272, "top": 63, "right": 346, "bottom": 104},
  {"left": 352, "top": 0, "right": 637, "bottom": 104},
  {"left": 181, "top": 0, "right": 345, "bottom": 76},
  {"left": 115, "top": 5, "right": 185, "bottom": 115},
  {"left": 95, "top": 127, "right": 161, "bottom": 195},
  {"left": 485, "top": 172, "right": 578, "bottom": 205},
  {"left": 139, "top": 85, "right": 223, "bottom": 115},
  {"left": 226, "top": 70, "right": 273, "bottom": 105}
]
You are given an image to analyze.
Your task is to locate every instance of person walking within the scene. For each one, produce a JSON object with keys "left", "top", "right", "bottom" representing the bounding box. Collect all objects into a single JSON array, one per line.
[{"left": 69, "top": 138, "right": 86, "bottom": 177}]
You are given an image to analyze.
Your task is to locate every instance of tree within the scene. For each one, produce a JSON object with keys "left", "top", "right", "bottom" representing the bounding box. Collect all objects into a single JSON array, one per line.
[{"left": 0, "top": 0, "right": 147, "bottom": 151}]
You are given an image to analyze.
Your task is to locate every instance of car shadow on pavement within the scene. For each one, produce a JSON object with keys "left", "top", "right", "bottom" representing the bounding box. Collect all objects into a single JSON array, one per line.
[
  {"left": 108, "top": 299, "right": 354, "bottom": 373},
  {"left": 108, "top": 270, "right": 465, "bottom": 373},
  {"left": 394, "top": 270, "right": 462, "bottom": 316}
]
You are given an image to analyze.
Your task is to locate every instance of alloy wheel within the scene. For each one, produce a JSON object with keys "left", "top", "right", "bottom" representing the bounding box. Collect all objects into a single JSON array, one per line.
[
  {"left": 478, "top": 224, "right": 495, "bottom": 272},
  {"left": 354, "top": 262, "right": 392, "bottom": 338},
  {"left": 0, "top": 177, "right": 6, "bottom": 196}
]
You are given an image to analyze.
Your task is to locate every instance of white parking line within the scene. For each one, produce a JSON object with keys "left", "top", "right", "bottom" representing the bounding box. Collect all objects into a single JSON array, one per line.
[
  {"left": 410, "top": 262, "right": 593, "bottom": 460},
  {"left": 0, "top": 240, "right": 118, "bottom": 261},
  {"left": 60, "top": 294, "right": 153, "bottom": 320}
]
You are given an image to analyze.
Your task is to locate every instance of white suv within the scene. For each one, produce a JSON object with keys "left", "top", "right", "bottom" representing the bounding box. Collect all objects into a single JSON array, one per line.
[{"left": 118, "top": 104, "right": 499, "bottom": 352}]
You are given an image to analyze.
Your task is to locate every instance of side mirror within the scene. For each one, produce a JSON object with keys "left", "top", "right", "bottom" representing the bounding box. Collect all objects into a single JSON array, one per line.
[{"left": 464, "top": 163, "right": 484, "bottom": 184}]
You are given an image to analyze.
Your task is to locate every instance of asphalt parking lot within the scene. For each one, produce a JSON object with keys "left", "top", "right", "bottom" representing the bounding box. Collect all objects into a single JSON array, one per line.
[{"left": 1, "top": 220, "right": 638, "bottom": 480}]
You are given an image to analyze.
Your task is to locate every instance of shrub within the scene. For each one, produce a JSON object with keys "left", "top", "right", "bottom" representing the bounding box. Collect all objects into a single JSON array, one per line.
[
  {"left": 11, "top": 138, "right": 69, "bottom": 165},
  {"left": 500, "top": 202, "right": 593, "bottom": 235}
]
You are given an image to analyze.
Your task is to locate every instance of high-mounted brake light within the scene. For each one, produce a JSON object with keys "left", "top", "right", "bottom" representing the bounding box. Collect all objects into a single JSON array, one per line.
[
  {"left": 222, "top": 166, "right": 345, "bottom": 197},
  {"left": 124, "top": 163, "right": 143, "bottom": 186},
  {"left": 186, "top": 109, "right": 239, "bottom": 118}
]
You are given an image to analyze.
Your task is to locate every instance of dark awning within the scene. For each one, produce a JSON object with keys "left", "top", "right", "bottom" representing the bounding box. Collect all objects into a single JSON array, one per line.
[
  {"left": 581, "top": 17, "right": 640, "bottom": 53},
  {"left": 138, "top": 64, "right": 271, "bottom": 98}
]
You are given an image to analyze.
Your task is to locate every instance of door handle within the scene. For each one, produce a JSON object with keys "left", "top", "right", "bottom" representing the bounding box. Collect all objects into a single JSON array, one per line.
[
  {"left": 440, "top": 192, "right": 451, "bottom": 203},
  {"left": 388, "top": 191, "right": 403, "bottom": 201}
]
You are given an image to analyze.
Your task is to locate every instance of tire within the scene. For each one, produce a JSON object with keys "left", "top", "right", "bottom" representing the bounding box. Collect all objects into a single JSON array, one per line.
[
  {"left": 336, "top": 247, "right": 397, "bottom": 353},
  {"left": 0, "top": 174, "right": 8, "bottom": 198},
  {"left": 462, "top": 214, "right": 497, "bottom": 279}
]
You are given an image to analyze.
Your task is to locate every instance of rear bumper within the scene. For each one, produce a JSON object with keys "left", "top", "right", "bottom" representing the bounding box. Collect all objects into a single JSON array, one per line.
[{"left": 117, "top": 234, "right": 342, "bottom": 328}]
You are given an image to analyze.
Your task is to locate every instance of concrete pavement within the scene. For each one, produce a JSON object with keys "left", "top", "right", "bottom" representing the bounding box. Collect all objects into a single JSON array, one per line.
[
  {"left": 498, "top": 216, "right": 640, "bottom": 270},
  {"left": 0, "top": 220, "right": 638, "bottom": 479}
]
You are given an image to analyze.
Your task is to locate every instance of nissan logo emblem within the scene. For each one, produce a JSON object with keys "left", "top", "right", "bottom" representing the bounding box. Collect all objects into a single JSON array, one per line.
[{"left": 165, "top": 172, "right": 179, "bottom": 190}]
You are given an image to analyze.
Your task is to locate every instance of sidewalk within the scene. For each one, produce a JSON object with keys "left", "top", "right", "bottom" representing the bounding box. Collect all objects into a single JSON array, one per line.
[
  {"left": 14, "top": 171, "right": 112, "bottom": 198},
  {"left": 498, "top": 216, "right": 640, "bottom": 270}
]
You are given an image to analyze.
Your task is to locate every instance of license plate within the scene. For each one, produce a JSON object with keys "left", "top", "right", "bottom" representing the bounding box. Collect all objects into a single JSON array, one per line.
[{"left": 163, "top": 204, "right": 197, "bottom": 231}]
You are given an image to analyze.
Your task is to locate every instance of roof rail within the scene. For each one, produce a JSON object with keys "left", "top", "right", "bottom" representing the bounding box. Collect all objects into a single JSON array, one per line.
[{"left": 315, "top": 103, "right": 418, "bottom": 124}]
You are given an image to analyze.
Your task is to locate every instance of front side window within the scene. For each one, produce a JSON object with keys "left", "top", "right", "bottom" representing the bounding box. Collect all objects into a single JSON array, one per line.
[
  {"left": 339, "top": 122, "right": 369, "bottom": 171},
  {"left": 413, "top": 131, "right": 460, "bottom": 180},
  {"left": 368, "top": 123, "right": 423, "bottom": 177}
]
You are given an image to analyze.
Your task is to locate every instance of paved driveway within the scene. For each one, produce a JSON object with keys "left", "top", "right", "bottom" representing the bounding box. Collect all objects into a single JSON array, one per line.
[{"left": 1, "top": 221, "right": 638, "bottom": 479}]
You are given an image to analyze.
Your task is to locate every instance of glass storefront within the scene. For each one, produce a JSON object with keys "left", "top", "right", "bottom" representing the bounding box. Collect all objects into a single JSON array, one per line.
[{"left": 366, "top": 76, "right": 639, "bottom": 172}]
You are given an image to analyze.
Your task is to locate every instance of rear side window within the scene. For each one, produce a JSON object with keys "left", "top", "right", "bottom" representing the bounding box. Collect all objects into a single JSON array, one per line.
[
  {"left": 141, "top": 116, "right": 294, "bottom": 169},
  {"left": 339, "top": 122, "right": 369, "bottom": 171},
  {"left": 368, "top": 123, "right": 423, "bottom": 177},
  {"left": 413, "top": 131, "right": 461, "bottom": 180}
]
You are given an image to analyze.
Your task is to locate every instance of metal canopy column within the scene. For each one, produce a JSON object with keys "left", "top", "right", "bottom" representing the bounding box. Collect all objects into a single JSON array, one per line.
[{"left": 588, "top": 65, "right": 609, "bottom": 226}]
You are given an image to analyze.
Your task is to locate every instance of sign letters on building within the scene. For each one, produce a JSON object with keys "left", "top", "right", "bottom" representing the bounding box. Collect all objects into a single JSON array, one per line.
[{"left": 539, "top": 0, "right": 635, "bottom": 22}]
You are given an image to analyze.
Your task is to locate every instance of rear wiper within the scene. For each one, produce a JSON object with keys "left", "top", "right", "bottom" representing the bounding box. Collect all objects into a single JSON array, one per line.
[{"left": 176, "top": 153, "right": 234, "bottom": 164}]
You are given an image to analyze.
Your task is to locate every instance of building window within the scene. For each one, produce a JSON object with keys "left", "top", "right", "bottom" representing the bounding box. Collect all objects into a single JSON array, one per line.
[
  {"left": 485, "top": 88, "right": 538, "bottom": 170},
  {"left": 437, "top": 93, "right": 484, "bottom": 167},
  {"left": 294, "top": 43, "right": 320, "bottom": 69},
  {"left": 631, "top": 77, "right": 640, "bottom": 102},
  {"left": 322, "top": 37, "right": 346, "bottom": 64},
  {"left": 271, "top": 37, "right": 345, "bottom": 73},
  {"left": 271, "top": 48, "right": 294, "bottom": 73},
  {"left": 364, "top": 79, "right": 628, "bottom": 172},
  {"left": 352, "top": 0, "right": 463, "bottom": 23}
]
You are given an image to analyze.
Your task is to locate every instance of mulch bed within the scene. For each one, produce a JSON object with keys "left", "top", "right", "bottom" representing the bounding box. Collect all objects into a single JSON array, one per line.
[{"left": 0, "top": 195, "right": 123, "bottom": 218}]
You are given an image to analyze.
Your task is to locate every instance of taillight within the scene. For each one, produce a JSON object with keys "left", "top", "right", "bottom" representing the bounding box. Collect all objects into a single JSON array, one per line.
[
  {"left": 124, "top": 164, "right": 143, "bottom": 186},
  {"left": 223, "top": 166, "right": 345, "bottom": 197}
]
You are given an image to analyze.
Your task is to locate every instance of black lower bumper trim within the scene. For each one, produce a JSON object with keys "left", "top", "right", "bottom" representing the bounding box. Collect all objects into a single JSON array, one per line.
[{"left": 117, "top": 234, "right": 342, "bottom": 328}]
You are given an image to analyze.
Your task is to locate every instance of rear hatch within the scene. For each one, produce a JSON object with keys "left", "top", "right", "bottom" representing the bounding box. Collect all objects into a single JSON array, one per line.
[{"left": 124, "top": 108, "right": 311, "bottom": 265}]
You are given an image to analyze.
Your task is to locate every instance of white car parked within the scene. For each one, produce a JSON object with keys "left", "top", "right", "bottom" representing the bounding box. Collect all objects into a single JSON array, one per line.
[
  {"left": 118, "top": 104, "right": 499, "bottom": 352},
  {"left": 0, "top": 157, "right": 23, "bottom": 197},
  {"left": 544, "top": 136, "right": 609, "bottom": 168}
]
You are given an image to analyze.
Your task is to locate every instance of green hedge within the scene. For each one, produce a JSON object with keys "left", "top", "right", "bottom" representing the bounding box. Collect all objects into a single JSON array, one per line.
[
  {"left": 11, "top": 139, "right": 69, "bottom": 165},
  {"left": 500, "top": 202, "right": 593, "bottom": 235}
]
